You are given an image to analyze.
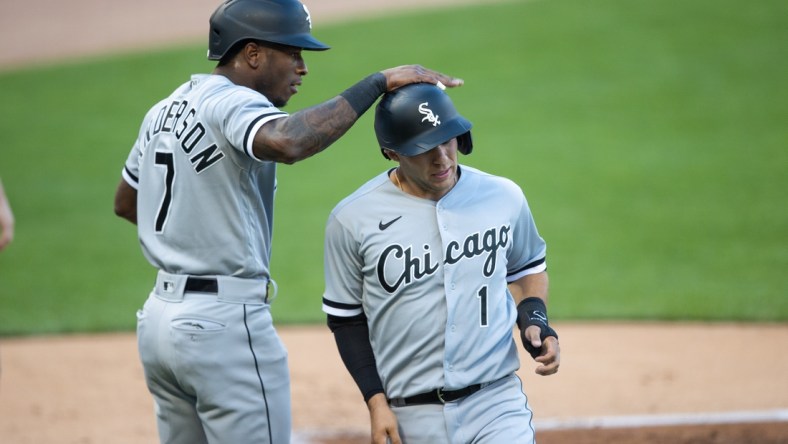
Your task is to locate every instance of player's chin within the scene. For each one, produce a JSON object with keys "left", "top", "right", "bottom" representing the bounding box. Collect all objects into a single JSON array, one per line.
[
  {"left": 271, "top": 94, "right": 291, "bottom": 108},
  {"left": 431, "top": 178, "right": 456, "bottom": 194},
  {"left": 270, "top": 87, "right": 296, "bottom": 108},
  {"left": 281, "top": 83, "right": 301, "bottom": 104}
]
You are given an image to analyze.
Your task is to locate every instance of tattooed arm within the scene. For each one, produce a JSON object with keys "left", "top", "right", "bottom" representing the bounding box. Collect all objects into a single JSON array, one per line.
[
  {"left": 252, "top": 96, "right": 355, "bottom": 164},
  {"left": 252, "top": 65, "right": 463, "bottom": 164}
]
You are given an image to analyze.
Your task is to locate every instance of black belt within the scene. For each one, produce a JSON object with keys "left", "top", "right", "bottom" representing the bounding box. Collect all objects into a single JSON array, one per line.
[
  {"left": 184, "top": 277, "right": 218, "bottom": 294},
  {"left": 388, "top": 384, "right": 483, "bottom": 407}
]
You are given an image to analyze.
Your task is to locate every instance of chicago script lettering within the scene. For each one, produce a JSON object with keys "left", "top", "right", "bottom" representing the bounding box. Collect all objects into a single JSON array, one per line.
[{"left": 377, "top": 224, "right": 511, "bottom": 293}]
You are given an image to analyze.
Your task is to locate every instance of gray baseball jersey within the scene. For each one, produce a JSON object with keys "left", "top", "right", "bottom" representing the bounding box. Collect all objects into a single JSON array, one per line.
[
  {"left": 322, "top": 165, "right": 547, "bottom": 399},
  {"left": 122, "top": 74, "right": 286, "bottom": 279},
  {"left": 122, "top": 73, "right": 292, "bottom": 443}
]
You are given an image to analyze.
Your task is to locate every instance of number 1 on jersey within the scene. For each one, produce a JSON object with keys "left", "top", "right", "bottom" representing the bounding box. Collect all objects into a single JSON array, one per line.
[{"left": 477, "top": 286, "right": 489, "bottom": 327}]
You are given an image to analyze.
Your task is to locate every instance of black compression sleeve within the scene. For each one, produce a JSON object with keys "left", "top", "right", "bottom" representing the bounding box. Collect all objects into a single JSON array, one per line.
[
  {"left": 338, "top": 73, "right": 387, "bottom": 116},
  {"left": 327, "top": 314, "right": 384, "bottom": 402}
]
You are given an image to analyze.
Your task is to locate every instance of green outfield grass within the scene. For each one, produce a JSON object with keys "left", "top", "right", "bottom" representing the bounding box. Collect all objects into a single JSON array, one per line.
[{"left": 0, "top": 0, "right": 785, "bottom": 335}]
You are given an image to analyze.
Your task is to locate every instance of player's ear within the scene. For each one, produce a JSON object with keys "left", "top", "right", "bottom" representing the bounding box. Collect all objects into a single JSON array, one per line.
[
  {"left": 383, "top": 149, "right": 400, "bottom": 161},
  {"left": 243, "top": 42, "right": 263, "bottom": 69}
]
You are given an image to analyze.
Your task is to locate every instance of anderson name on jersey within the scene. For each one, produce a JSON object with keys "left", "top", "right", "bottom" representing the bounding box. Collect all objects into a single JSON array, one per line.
[{"left": 122, "top": 74, "right": 287, "bottom": 279}]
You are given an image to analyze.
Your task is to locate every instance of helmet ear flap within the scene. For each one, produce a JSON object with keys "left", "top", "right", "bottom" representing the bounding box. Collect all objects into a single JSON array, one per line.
[{"left": 457, "top": 132, "right": 473, "bottom": 155}]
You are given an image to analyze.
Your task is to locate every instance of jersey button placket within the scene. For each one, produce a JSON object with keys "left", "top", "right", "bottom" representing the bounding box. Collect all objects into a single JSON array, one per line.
[{"left": 437, "top": 205, "right": 448, "bottom": 231}]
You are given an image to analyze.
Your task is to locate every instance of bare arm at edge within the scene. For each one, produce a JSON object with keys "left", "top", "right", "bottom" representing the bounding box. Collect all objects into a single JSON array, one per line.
[{"left": 114, "top": 179, "right": 138, "bottom": 225}]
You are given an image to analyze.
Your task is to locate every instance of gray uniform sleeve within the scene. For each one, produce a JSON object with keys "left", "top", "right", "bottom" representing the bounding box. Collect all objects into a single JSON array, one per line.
[
  {"left": 122, "top": 102, "right": 161, "bottom": 189},
  {"left": 205, "top": 85, "right": 287, "bottom": 161},
  {"left": 122, "top": 139, "right": 141, "bottom": 189},
  {"left": 322, "top": 211, "right": 365, "bottom": 317},
  {"left": 506, "top": 187, "right": 547, "bottom": 282}
]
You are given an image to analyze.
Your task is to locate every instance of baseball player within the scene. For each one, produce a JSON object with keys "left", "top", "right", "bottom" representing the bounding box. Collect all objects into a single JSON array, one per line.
[
  {"left": 322, "top": 83, "right": 560, "bottom": 444},
  {"left": 112, "top": 1, "right": 462, "bottom": 442}
]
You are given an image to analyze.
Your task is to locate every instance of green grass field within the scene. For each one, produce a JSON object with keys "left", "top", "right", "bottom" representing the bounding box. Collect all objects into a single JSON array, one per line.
[{"left": 0, "top": 0, "right": 785, "bottom": 335}]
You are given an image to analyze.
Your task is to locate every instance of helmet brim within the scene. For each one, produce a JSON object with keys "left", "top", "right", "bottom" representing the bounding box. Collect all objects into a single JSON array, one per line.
[
  {"left": 274, "top": 33, "right": 330, "bottom": 51},
  {"left": 392, "top": 117, "right": 473, "bottom": 157}
]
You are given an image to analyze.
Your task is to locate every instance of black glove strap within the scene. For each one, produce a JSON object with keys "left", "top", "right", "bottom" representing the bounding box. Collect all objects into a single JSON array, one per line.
[{"left": 516, "top": 297, "right": 558, "bottom": 358}]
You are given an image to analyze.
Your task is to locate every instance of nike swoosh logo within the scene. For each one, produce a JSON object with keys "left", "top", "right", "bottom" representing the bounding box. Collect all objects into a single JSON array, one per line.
[{"left": 379, "top": 216, "right": 402, "bottom": 231}]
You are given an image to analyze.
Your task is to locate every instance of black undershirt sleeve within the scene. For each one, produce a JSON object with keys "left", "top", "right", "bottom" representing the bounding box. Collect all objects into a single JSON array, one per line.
[{"left": 327, "top": 313, "right": 384, "bottom": 402}]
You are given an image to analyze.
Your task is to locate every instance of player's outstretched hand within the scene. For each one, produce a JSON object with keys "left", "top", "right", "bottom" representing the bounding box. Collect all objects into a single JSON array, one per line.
[
  {"left": 367, "top": 393, "right": 402, "bottom": 444},
  {"left": 523, "top": 326, "right": 560, "bottom": 376},
  {"left": 380, "top": 64, "right": 463, "bottom": 92}
]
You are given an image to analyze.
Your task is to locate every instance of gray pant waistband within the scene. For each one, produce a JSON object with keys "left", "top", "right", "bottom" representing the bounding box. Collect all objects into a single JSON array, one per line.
[{"left": 154, "top": 271, "right": 275, "bottom": 304}]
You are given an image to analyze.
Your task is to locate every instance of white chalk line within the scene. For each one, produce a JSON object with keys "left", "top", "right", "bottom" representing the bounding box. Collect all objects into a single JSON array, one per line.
[
  {"left": 535, "top": 408, "right": 788, "bottom": 430},
  {"left": 292, "top": 409, "right": 788, "bottom": 442}
]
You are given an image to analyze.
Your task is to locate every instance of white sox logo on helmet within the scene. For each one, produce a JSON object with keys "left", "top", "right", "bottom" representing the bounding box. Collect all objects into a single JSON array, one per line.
[
  {"left": 418, "top": 102, "right": 441, "bottom": 126},
  {"left": 303, "top": 4, "right": 313, "bottom": 29}
]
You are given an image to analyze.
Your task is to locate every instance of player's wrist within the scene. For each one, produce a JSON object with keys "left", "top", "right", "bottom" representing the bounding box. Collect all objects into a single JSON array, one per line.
[
  {"left": 516, "top": 297, "right": 558, "bottom": 358},
  {"left": 365, "top": 390, "right": 388, "bottom": 407},
  {"left": 363, "top": 387, "right": 385, "bottom": 403},
  {"left": 339, "top": 73, "right": 387, "bottom": 116},
  {"left": 516, "top": 297, "right": 550, "bottom": 329}
]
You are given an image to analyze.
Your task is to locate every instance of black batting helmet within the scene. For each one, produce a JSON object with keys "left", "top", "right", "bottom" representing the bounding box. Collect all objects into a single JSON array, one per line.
[
  {"left": 374, "top": 83, "right": 473, "bottom": 159},
  {"left": 208, "top": 0, "right": 330, "bottom": 61}
]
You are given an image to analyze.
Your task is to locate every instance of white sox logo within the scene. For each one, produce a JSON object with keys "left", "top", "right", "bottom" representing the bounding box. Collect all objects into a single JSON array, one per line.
[
  {"left": 529, "top": 310, "right": 548, "bottom": 325},
  {"left": 302, "top": 4, "right": 313, "bottom": 29},
  {"left": 418, "top": 102, "right": 440, "bottom": 126},
  {"left": 376, "top": 224, "right": 511, "bottom": 293}
]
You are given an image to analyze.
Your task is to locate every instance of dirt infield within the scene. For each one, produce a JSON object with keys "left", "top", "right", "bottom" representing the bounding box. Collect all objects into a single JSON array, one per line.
[
  {"left": 1, "top": 1, "right": 787, "bottom": 443},
  {"left": 2, "top": 323, "right": 787, "bottom": 443}
]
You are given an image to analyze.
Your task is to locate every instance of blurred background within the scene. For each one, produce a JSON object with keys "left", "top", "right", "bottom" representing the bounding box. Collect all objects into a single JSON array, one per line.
[{"left": 0, "top": 0, "right": 786, "bottom": 335}]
